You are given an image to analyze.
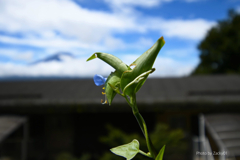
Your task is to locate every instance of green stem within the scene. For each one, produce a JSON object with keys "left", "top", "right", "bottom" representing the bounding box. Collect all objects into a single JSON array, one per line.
[
  {"left": 124, "top": 96, "right": 131, "bottom": 108},
  {"left": 139, "top": 150, "right": 152, "bottom": 158},
  {"left": 130, "top": 94, "right": 157, "bottom": 159}
]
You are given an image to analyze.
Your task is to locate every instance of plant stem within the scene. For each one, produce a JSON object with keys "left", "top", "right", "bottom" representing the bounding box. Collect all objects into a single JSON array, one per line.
[
  {"left": 130, "top": 94, "right": 157, "bottom": 159},
  {"left": 139, "top": 150, "right": 152, "bottom": 158}
]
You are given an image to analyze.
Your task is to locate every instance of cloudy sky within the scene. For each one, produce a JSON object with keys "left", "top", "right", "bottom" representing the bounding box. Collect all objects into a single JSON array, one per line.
[{"left": 0, "top": 0, "right": 239, "bottom": 78}]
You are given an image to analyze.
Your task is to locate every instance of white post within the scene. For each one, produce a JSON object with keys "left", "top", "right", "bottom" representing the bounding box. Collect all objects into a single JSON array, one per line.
[{"left": 199, "top": 114, "right": 207, "bottom": 160}]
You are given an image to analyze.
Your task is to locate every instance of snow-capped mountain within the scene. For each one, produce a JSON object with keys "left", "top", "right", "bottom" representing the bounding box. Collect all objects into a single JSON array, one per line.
[{"left": 30, "top": 52, "right": 74, "bottom": 65}]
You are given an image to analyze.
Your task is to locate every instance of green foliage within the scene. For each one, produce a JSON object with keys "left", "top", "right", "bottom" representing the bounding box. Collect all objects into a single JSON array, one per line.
[
  {"left": 87, "top": 52, "right": 129, "bottom": 105},
  {"left": 87, "top": 37, "right": 166, "bottom": 159},
  {"left": 86, "top": 52, "right": 129, "bottom": 74},
  {"left": 110, "top": 139, "right": 140, "bottom": 160},
  {"left": 87, "top": 37, "right": 165, "bottom": 105},
  {"left": 155, "top": 146, "right": 165, "bottom": 160},
  {"left": 105, "top": 71, "right": 121, "bottom": 105},
  {"left": 120, "top": 37, "right": 165, "bottom": 97},
  {"left": 99, "top": 123, "right": 187, "bottom": 160},
  {"left": 192, "top": 10, "right": 240, "bottom": 75}
]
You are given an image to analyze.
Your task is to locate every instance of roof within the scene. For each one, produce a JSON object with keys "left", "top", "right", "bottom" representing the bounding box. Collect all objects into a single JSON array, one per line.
[{"left": 0, "top": 75, "right": 240, "bottom": 109}]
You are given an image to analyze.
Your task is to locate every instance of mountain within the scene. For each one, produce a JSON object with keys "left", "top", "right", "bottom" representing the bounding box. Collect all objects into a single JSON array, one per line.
[
  {"left": 0, "top": 52, "right": 78, "bottom": 81},
  {"left": 29, "top": 52, "right": 74, "bottom": 65}
]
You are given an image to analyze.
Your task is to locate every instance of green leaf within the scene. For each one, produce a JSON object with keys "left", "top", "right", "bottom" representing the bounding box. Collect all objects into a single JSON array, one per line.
[
  {"left": 110, "top": 139, "right": 140, "bottom": 160},
  {"left": 120, "top": 37, "right": 165, "bottom": 97},
  {"left": 86, "top": 53, "right": 97, "bottom": 61},
  {"left": 86, "top": 52, "right": 130, "bottom": 74},
  {"left": 155, "top": 145, "right": 165, "bottom": 160},
  {"left": 105, "top": 71, "right": 121, "bottom": 105}
]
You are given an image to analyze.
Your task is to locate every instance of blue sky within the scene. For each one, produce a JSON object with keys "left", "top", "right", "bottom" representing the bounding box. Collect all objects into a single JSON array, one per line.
[{"left": 0, "top": 0, "right": 239, "bottom": 78}]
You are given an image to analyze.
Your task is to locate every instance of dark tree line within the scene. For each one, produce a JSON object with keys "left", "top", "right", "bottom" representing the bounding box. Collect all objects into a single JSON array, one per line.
[{"left": 192, "top": 10, "right": 240, "bottom": 75}]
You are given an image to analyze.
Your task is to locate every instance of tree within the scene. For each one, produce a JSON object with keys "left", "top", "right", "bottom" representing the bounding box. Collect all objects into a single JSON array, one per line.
[{"left": 192, "top": 10, "right": 240, "bottom": 75}]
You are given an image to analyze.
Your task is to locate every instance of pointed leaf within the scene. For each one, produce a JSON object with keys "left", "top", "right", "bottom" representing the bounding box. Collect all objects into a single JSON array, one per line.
[
  {"left": 155, "top": 145, "right": 165, "bottom": 160},
  {"left": 110, "top": 139, "right": 140, "bottom": 160},
  {"left": 120, "top": 37, "right": 165, "bottom": 96},
  {"left": 86, "top": 53, "right": 97, "bottom": 61},
  {"left": 131, "top": 37, "right": 165, "bottom": 68},
  {"left": 105, "top": 71, "right": 121, "bottom": 105},
  {"left": 108, "top": 82, "right": 121, "bottom": 95},
  {"left": 87, "top": 52, "right": 130, "bottom": 74}
]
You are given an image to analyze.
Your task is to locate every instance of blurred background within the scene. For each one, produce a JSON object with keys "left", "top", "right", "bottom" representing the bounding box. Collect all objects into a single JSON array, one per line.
[{"left": 0, "top": 0, "right": 240, "bottom": 160}]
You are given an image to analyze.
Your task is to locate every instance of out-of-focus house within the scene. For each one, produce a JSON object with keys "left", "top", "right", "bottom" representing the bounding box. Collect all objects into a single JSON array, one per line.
[{"left": 0, "top": 75, "right": 240, "bottom": 160}]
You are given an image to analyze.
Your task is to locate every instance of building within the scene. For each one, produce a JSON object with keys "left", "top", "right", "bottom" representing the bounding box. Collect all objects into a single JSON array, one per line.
[{"left": 0, "top": 75, "right": 240, "bottom": 160}]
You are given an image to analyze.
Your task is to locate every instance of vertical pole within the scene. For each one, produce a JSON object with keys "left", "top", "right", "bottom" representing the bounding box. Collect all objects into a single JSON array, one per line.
[
  {"left": 199, "top": 114, "right": 206, "bottom": 160},
  {"left": 22, "top": 119, "right": 28, "bottom": 160},
  {"left": 192, "top": 136, "right": 199, "bottom": 160}
]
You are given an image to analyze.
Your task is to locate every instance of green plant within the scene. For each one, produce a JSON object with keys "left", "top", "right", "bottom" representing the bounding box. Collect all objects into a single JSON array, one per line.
[
  {"left": 87, "top": 37, "right": 165, "bottom": 160},
  {"left": 99, "top": 123, "right": 187, "bottom": 160}
]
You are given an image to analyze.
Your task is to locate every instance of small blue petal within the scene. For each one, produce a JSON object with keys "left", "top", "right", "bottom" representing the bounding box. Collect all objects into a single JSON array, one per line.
[{"left": 94, "top": 74, "right": 106, "bottom": 86}]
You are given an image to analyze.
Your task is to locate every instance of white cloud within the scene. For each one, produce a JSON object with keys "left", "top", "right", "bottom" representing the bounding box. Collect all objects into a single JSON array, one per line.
[
  {"left": 0, "top": 49, "right": 34, "bottom": 62},
  {"left": 104, "top": 0, "right": 174, "bottom": 15},
  {"left": 104, "top": 0, "right": 168, "bottom": 8},
  {"left": 104, "top": 0, "right": 200, "bottom": 12},
  {"left": 0, "top": 0, "right": 214, "bottom": 77},
  {"left": 146, "top": 18, "right": 216, "bottom": 40},
  {"left": 164, "top": 48, "right": 196, "bottom": 58},
  {"left": 0, "top": 0, "right": 215, "bottom": 50},
  {"left": 151, "top": 57, "right": 198, "bottom": 77},
  {"left": 161, "top": 19, "right": 215, "bottom": 40},
  {"left": 0, "top": 35, "right": 105, "bottom": 51},
  {"left": 104, "top": 0, "right": 200, "bottom": 9},
  {"left": 0, "top": 0, "right": 143, "bottom": 51},
  {"left": 0, "top": 56, "right": 197, "bottom": 77},
  {"left": 0, "top": 57, "right": 113, "bottom": 77}
]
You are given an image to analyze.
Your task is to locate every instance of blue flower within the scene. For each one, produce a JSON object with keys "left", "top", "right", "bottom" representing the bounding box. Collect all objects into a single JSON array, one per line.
[
  {"left": 93, "top": 74, "right": 107, "bottom": 86},
  {"left": 93, "top": 74, "right": 108, "bottom": 104}
]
